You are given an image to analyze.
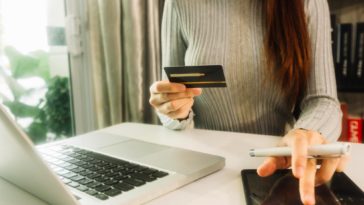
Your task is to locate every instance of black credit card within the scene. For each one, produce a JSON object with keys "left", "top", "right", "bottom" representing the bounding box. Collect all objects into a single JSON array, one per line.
[{"left": 164, "top": 65, "right": 227, "bottom": 88}]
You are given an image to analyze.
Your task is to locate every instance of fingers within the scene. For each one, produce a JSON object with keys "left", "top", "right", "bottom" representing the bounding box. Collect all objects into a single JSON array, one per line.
[
  {"left": 150, "top": 81, "right": 186, "bottom": 94},
  {"left": 149, "top": 81, "right": 202, "bottom": 119},
  {"left": 299, "top": 159, "right": 317, "bottom": 205},
  {"left": 150, "top": 91, "right": 194, "bottom": 106},
  {"left": 315, "top": 157, "right": 340, "bottom": 186},
  {"left": 150, "top": 81, "right": 202, "bottom": 95},
  {"left": 189, "top": 88, "right": 202, "bottom": 96},
  {"left": 168, "top": 98, "right": 194, "bottom": 119},
  {"left": 157, "top": 98, "right": 192, "bottom": 115},
  {"left": 279, "top": 129, "right": 347, "bottom": 205},
  {"left": 315, "top": 154, "right": 349, "bottom": 185},
  {"left": 291, "top": 133, "right": 308, "bottom": 178},
  {"left": 149, "top": 81, "right": 202, "bottom": 105},
  {"left": 336, "top": 155, "right": 350, "bottom": 172},
  {"left": 257, "top": 157, "right": 290, "bottom": 177},
  {"left": 289, "top": 130, "right": 324, "bottom": 178},
  {"left": 150, "top": 88, "right": 202, "bottom": 105}
]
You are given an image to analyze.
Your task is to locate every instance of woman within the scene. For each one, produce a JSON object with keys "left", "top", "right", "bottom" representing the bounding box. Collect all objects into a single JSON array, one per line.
[{"left": 149, "top": 0, "right": 346, "bottom": 204}]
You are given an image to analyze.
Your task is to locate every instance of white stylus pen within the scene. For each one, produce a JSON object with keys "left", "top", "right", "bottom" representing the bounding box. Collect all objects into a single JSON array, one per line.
[{"left": 249, "top": 143, "right": 351, "bottom": 158}]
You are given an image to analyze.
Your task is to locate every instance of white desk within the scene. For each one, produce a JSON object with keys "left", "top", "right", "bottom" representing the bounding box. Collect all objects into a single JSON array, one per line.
[{"left": 1, "top": 123, "right": 363, "bottom": 205}]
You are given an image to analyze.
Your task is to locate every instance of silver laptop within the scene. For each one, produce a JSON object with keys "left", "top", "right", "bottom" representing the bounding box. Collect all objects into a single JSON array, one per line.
[{"left": 0, "top": 105, "right": 225, "bottom": 205}]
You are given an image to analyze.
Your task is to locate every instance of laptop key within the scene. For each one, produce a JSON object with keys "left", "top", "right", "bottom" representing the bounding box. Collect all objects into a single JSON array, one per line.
[
  {"left": 78, "top": 178, "right": 93, "bottom": 185},
  {"left": 63, "top": 172, "right": 77, "bottom": 179},
  {"left": 99, "top": 161, "right": 109, "bottom": 166},
  {"left": 113, "top": 183, "right": 134, "bottom": 191},
  {"left": 79, "top": 163, "right": 93, "bottom": 169},
  {"left": 68, "top": 182, "right": 80, "bottom": 188},
  {"left": 104, "top": 164, "right": 117, "bottom": 169},
  {"left": 105, "top": 172, "right": 119, "bottom": 178},
  {"left": 95, "top": 185, "right": 112, "bottom": 192},
  {"left": 123, "top": 178, "right": 145, "bottom": 186},
  {"left": 80, "top": 169, "right": 93, "bottom": 176},
  {"left": 104, "top": 179, "right": 119, "bottom": 185},
  {"left": 112, "top": 167, "right": 125, "bottom": 173},
  {"left": 89, "top": 166, "right": 102, "bottom": 172},
  {"left": 131, "top": 173, "right": 157, "bottom": 182},
  {"left": 61, "top": 178, "right": 71, "bottom": 184},
  {"left": 152, "top": 171, "right": 169, "bottom": 178},
  {"left": 86, "top": 181, "right": 102, "bottom": 188},
  {"left": 142, "top": 168, "right": 158, "bottom": 175},
  {"left": 104, "top": 189, "right": 122, "bottom": 197},
  {"left": 69, "top": 152, "right": 80, "bottom": 158},
  {"left": 122, "top": 162, "right": 137, "bottom": 168},
  {"left": 114, "top": 175, "right": 129, "bottom": 181},
  {"left": 97, "top": 169, "right": 109, "bottom": 175},
  {"left": 87, "top": 181, "right": 102, "bottom": 189},
  {"left": 64, "top": 164, "right": 78, "bottom": 170},
  {"left": 95, "top": 194, "right": 109, "bottom": 200},
  {"left": 121, "top": 169, "right": 134, "bottom": 175},
  {"left": 134, "top": 166, "right": 148, "bottom": 172},
  {"left": 83, "top": 157, "right": 95, "bottom": 162},
  {"left": 74, "top": 161, "right": 87, "bottom": 166},
  {"left": 68, "top": 158, "right": 80, "bottom": 164},
  {"left": 94, "top": 176, "right": 110, "bottom": 183},
  {"left": 62, "top": 157, "right": 74, "bottom": 162},
  {"left": 70, "top": 175, "right": 85, "bottom": 182},
  {"left": 76, "top": 185, "right": 88, "bottom": 192},
  {"left": 71, "top": 167, "right": 85, "bottom": 174},
  {"left": 85, "top": 189, "right": 98, "bottom": 196},
  {"left": 87, "top": 173, "right": 101, "bottom": 179}
]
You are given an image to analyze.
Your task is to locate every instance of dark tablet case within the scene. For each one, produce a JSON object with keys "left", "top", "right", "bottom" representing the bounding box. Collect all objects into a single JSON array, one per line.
[{"left": 241, "top": 169, "right": 364, "bottom": 205}]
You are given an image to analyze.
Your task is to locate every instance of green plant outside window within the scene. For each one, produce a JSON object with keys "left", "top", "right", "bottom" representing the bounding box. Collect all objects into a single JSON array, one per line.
[{"left": 0, "top": 46, "right": 73, "bottom": 144}]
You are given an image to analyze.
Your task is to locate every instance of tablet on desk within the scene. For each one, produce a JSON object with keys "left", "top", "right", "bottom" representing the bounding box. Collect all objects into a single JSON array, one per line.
[{"left": 241, "top": 169, "right": 364, "bottom": 205}]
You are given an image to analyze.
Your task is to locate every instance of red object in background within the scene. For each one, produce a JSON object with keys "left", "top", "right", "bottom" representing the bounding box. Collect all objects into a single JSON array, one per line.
[
  {"left": 347, "top": 117, "right": 363, "bottom": 143},
  {"left": 339, "top": 103, "right": 348, "bottom": 142}
]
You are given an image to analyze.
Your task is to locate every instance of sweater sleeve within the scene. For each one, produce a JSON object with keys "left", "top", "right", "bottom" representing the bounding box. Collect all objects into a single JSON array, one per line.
[
  {"left": 293, "top": 0, "right": 342, "bottom": 142},
  {"left": 158, "top": 0, "right": 194, "bottom": 130}
]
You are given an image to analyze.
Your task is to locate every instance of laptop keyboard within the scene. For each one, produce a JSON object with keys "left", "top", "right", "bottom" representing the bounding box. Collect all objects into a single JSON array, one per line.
[{"left": 39, "top": 145, "right": 169, "bottom": 201}]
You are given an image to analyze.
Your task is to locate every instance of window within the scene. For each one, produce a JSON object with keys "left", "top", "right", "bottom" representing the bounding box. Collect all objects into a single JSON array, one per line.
[{"left": 0, "top": 0, "right": 74, "bottom": 144}]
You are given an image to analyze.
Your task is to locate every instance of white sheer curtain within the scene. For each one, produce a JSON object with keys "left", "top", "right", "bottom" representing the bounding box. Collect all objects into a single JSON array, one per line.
[{"left": 67, "top": 0, "right": 163, "bottom": 134}]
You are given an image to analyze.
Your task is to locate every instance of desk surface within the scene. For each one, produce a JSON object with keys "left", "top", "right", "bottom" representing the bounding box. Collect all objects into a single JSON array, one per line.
[{"left": 1, "top": 123, "right": 363, "bottom": 205}]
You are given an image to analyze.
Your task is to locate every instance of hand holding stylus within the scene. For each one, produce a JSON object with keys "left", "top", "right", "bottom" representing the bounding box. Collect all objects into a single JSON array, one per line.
[{"left": 256, "top": 129, "right": 349, "bottom": 205}]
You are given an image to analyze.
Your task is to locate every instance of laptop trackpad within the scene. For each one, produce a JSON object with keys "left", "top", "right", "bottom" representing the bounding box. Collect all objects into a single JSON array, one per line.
[
  {"left": 98, "top": 139, "right": 219, "bottom": 175},
  {"left": 98, "top": 140, "right": 170, "bottom": 161}
]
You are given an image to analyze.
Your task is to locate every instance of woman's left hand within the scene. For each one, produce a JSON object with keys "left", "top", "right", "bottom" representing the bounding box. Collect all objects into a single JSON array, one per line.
[{"left": 257, "top": 129, "right": 348, "bottom": 205}]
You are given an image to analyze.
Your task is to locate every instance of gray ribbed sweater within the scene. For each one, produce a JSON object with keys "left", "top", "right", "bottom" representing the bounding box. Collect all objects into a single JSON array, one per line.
[{"left": 158, "top": 0, "right": 342, "bottom": 141}]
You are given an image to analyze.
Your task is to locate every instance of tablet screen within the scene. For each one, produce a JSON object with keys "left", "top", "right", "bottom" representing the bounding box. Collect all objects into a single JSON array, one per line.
[{"left": 241, "top": 169, "right": 364, "bottom": 205}]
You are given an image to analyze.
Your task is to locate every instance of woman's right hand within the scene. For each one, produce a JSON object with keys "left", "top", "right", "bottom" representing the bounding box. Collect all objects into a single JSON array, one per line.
[{"left": 149, "top": 81, "right": 202, "bottom": 120}]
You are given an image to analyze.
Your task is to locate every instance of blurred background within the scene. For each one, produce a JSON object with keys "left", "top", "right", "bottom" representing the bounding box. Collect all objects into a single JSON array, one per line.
[{"left": 0, "top": 0, "right": 363, "bottom": 145}]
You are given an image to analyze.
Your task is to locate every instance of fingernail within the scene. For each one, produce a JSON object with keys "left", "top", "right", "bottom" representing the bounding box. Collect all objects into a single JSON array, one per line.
[
  {"left": 304, "top": 195, "right": 315, "bottom": 204},
  {"left": 256, "top": 166, "right": 265, "bottom": 177},
  {"left": 193, "top": 88, "right": 202, "bottom": 95}
]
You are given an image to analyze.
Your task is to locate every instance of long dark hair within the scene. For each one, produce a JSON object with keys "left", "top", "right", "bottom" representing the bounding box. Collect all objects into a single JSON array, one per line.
[{"left": 263, "top": 0, "right": 311, "bottom": 104}]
